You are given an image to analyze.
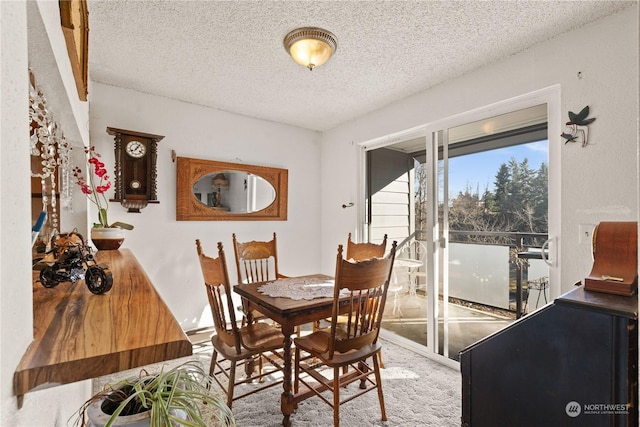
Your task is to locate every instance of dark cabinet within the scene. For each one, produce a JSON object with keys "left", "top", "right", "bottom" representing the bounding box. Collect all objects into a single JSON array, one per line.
[{"left": 460, "top": 285, "right": 637, "bottom": 427}]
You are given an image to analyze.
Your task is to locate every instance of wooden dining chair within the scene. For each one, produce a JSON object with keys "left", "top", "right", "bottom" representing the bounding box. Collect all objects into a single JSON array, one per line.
[
  {"left": 195, "top": 239, "right": 284, "bottom": 408},
  {"left": 232, "top": 232, "right": 295, "bottom": 330},
  {"left": 346, "top": 233, "right": 387, "bottom": 260},
  {"left": 315, "top": 233, "right": 389, "bottom": 364},
  {"left": 232, "top": 232, "right": 286, "bottom": 284},
  {"left": 294, "top": 241, "right": 397, "bottom": 427}
]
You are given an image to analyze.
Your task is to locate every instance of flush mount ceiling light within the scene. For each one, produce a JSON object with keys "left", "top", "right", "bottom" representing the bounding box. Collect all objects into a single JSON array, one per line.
[{"left": 283, "top": 27, "right": 337, "bottom": 71}]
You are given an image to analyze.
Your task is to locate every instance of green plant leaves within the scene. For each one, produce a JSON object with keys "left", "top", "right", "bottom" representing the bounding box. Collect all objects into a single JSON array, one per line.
[{"left": 73, "top": 360, "right": 235, "bottom": 427}]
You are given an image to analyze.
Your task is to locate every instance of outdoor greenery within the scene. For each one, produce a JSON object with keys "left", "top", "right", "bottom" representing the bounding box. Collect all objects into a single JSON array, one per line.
[{"left": 415, "top": 156, "right": 548, "bottom": 247}]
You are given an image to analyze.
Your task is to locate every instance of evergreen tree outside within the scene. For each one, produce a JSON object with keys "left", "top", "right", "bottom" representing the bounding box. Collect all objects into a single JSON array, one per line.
[{"left": 415, "top": 155, "right": 548, "bottom": 247}]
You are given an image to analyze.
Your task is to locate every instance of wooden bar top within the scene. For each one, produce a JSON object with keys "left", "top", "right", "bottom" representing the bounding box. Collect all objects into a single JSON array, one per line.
[{"left": 14, "top": 249, "right": 192, "bottom": 400}]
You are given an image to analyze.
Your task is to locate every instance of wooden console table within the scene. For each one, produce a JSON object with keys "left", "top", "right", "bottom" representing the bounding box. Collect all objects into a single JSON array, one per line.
[{"left": 14, "top": 249, "right": 192, "bottom": 406}]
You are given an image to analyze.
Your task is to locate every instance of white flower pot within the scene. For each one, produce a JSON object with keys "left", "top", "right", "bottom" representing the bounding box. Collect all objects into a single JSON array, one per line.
[
  {"left": 87, "top": 399, "right": 187, "bottom": 427},
  {"left": 91, "top": 227, "right": 125, "bottom": 251},
  {"left": 87, "top": 399, "right": 150, "bottom": 427}
]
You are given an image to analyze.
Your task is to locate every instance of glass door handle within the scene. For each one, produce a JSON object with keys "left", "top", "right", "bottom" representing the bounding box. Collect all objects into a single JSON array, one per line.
[{"left": 541, "top": 238, "right": 554, "bottom": 266}]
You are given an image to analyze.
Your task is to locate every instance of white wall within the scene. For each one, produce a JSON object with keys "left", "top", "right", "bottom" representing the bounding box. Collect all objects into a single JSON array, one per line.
[
  {"left": 319, "top": 7, "right": 639, "bottom": 294},
  {"left": 89, "top": 83, "right": 322, "bottom": 330},
  {"left": 2, "top": 3, "right": 638, "bottom": 426},
  {"left": 1, "top": 1, "right": 91, "bottom": 426}
]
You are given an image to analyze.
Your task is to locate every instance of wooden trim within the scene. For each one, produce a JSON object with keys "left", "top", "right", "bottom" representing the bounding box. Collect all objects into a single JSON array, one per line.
[{"left": 59, "top": 0, "right": 89, "bottom": 101}]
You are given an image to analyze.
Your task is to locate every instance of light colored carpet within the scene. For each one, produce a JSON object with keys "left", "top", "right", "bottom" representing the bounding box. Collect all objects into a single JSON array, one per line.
[{"left": 93, "top": 338, "right": 461, "bottom": 426}]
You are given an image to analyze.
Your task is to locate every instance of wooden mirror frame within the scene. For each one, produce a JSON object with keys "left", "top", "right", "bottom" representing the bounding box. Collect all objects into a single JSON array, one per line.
[{"left": 176, "top": 157, "right": 288, "bottom": 221}]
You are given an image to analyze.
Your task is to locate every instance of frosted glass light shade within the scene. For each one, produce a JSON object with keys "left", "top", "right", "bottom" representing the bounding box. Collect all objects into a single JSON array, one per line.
[{"left": 284, "top": 27, "right": 337, "bottom": 70}]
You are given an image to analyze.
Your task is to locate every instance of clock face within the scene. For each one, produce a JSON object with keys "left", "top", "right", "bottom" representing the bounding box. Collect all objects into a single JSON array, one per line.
[
  {"left": 125, "top": 140, "right": 146, "bottom": 158},
  {"left": 129, "top": 179, "right": 142, "bottom": 190}
]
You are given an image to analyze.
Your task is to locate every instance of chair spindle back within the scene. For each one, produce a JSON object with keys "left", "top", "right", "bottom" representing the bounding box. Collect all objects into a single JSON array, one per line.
[
  {"left": 328, "top": 241, "right": 396, "bottom": 358},
  {"left": 232, "top": 232, "right": 281, "bottom": 283},
  {"left": 346, "top": 233, "right": 388, "bottom": 261},
  {"left": 196, "top": 239, "right": 241, "bottom": 353}
]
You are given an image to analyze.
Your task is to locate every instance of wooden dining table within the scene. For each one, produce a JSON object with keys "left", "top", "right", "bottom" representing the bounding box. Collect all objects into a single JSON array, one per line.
[{"left": 234, "top": 274, "right": 339, "bottom": 427}]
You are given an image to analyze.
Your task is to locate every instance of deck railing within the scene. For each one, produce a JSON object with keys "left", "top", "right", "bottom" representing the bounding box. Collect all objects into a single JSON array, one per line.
[{"left": 396, "top": 230, "right": 549, "bottom": 317}]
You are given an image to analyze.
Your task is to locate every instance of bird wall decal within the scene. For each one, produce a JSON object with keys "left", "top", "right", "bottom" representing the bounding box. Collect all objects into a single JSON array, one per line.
[
  {"left": 567, "top": 105, "right": 596, "bottom": 126},
  {"left": 561, "top": 105, "right": 596, "bottom": 147},
  {"left": 561, "top": 132, "right": 578, "bottom": 144}
]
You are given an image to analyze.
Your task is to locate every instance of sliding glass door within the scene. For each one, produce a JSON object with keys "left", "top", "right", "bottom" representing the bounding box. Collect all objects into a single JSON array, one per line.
[
  {"left": 433, "top": 107, "right": 550, "bottom": 360},
  {"left": 364, "top": 87, "right": 560, "bottom": 365}
]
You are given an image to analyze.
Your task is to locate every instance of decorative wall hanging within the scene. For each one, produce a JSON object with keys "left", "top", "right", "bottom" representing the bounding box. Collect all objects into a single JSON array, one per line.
[
  {"left": 57, "top": 134, "right": 73, "bottom": 210},
  {"left": 107, "top": 127, "right": 165, "bottom": 213},
  {"left": 561, "top": 105, "right": 596, "bottom": 147},
  {"left": 29, "top": 70, "right": 74, "bottom": 238}
]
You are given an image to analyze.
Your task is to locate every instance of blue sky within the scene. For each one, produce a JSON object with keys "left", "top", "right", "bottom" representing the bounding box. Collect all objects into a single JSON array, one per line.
[{"left": 447, "top": 140, "right": 548, "bottom": 198}]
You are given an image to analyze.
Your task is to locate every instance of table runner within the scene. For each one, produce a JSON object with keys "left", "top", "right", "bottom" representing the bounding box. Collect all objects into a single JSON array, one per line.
[{"left": 258, "top": 277, "right": 347, "bottom": 300}]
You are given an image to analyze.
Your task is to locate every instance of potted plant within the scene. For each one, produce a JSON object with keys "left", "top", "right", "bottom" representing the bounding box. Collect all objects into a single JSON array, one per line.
[
  {"left": 73, "top": 145, "right": 133, "bottom": 250},
  {"left": 71, "top": 360, "right": 235, "bottom": 427}
]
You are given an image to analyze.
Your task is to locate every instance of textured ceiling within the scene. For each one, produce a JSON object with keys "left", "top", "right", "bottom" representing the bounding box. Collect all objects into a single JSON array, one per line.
[{"left": 87, "top": 1, "right": 633, "bottom": 132}]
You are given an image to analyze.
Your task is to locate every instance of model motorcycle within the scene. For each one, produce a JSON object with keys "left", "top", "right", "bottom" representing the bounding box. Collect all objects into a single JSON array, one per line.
[{"left": 33, "top": 230, "right": 113, "bottom": 295}]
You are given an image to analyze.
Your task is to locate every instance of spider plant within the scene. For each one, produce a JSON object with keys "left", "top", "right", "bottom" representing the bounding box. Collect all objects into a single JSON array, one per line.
[{"left": 72, "top": 360, "right": 235, "bottom": 427}]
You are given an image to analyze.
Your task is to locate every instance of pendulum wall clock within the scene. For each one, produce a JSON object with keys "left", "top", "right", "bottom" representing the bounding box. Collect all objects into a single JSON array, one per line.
[{"left": 106, "top": 127, "right": 165, "bottom": 213}]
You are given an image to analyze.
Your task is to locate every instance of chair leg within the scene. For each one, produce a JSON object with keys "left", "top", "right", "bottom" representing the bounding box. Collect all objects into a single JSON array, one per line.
[
  {"left": 209, "top": 350, "right": 218, "bottom": 377},
  {"left": 359, "top": 361, "right": 368, "bottom": 389},
  {"left": 378, "top": 349, "right": 385, "bottom": 369},
  {"left": 333, "top": 366, "right": 340, "bottom": 427},
  {"left": 391, "top": 288, "right": 403, "bottom": 317},
  {"left": 245, "top": 355, "right": 255, "bottom": 380},
  {"left": 258, "top": 354, "right": 265, "bottom": 383},
  {"left": 373, "top": 353, "right": 387, "bottom": 421},
  {"left": 294, "top": 346, "right": 300, "bottom": 393},
  {"left": 227, "top": 360, "right": 237, "bottom": 409}
]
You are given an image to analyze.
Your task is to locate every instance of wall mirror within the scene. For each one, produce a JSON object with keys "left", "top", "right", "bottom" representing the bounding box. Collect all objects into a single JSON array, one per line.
[{"left": 176, "top": 157, "right": 288, "bottom": 221}]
